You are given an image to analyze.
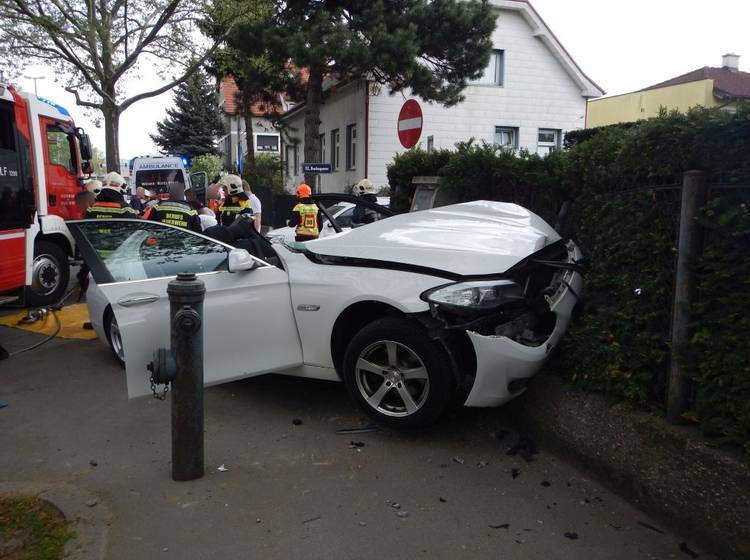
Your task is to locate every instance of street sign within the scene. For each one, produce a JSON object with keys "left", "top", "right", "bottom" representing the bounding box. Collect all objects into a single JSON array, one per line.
[
  {"left": 397, "top": 99, "right": 423, "bottom": 149},
  {"left": 303, "top": 163, "right": 332, "bottom": 174}
]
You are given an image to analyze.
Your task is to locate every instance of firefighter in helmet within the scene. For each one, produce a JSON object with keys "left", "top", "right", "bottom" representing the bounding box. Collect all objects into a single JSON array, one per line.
[
  {"left": 143, "top": 180, "right": 202, "bottom": 232},
  {"left": 216, "top": 174, "right": 253, "bottom": 226},
  {"left": 351, "top": 178, "right": 379, "bottom": 225},
  {"left": 287, "top": 183, "right": 320, "bottom": 242},
  {"left": 84, "top": 172, "right": 139, "bottom": 219}
]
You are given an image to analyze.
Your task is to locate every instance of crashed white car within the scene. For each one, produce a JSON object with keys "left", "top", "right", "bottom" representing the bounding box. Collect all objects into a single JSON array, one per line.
[{"left": 70, "top": 199, "right": 582, "bottom": 428}]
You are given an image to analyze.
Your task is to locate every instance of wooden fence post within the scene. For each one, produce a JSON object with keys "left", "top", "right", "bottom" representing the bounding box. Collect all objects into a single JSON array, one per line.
[{"left": 667, "top": 170, "right": 707, "bottom": 424}]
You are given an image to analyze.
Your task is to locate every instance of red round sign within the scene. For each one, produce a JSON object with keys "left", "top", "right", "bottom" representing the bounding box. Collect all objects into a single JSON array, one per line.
[{"left": 397, "top": 99, "right": 423, "bottom": 149}]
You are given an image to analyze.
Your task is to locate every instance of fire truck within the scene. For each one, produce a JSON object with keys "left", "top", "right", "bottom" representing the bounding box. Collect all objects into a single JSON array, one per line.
[{"left": 0, "top": 81, "right": 93, "bottom": 306}]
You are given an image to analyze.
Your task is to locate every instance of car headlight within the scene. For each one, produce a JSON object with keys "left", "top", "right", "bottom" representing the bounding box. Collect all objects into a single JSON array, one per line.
[{"left": 421, "top": 280, "right": 525, "bottom": 310}]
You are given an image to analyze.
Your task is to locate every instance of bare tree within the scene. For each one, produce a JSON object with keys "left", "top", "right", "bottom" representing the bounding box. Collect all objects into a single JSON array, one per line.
[{"left": 0, "top": 0, "right": 234, "bottom": 168}]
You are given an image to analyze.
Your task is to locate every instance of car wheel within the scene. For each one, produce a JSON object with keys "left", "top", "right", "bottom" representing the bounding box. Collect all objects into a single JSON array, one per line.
[
  {"left": 26, "top": 240, "right": 69, "bottom": 307},
  {"left": 342, "top": 317, "right": 455, "bottom": 428},
  {"left": 104, "top": 309, "right": 125, "bottom": 368}
]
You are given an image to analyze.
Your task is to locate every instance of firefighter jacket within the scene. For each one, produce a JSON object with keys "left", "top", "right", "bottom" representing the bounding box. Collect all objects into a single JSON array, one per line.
[
  {"left": 144, "top": 200, "right": 202, "bottom": 232},
  {"left": 85, "top": 189, "right": 140, "bottom": 220},
  {"left": 217, "top": 193, "right": 253, "bottom": 226},
  {"left": 288, "top": 200, "right": 320, "bottom": 239}
]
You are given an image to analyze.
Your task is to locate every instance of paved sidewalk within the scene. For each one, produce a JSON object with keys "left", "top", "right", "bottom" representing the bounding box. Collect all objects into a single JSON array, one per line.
[{"left": 0, "top": 326, "right": 713, "bottom": 559}]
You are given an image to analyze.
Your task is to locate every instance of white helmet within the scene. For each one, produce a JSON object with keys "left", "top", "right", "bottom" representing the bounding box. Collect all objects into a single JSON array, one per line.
[
  {"left": 353, "top": 178, "right": 377, "bottom": 196},
  {"left": 102, "top": 171, "right": 128, "bottom": 195},
  {"left": 218, "top": 174, "right": 243, "bottom": 195},
  {"left": 84, "top": 179, "right": 102, "bottom": 196}
]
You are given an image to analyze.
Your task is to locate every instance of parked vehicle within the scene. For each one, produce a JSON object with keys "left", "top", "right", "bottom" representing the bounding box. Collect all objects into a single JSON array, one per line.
[
  {"left": 69, "top": 198, "right": 583, "bottom": 428},
  {"left": 0, "top": 81, "right": 93, "bottom": 306},
  {"left": 129, "top": 156, "right": 206, "bottom": 200}
]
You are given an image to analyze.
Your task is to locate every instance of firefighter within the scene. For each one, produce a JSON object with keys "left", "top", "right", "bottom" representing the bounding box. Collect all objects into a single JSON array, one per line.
[
  {"left": 144, "top": 181, "right": 202, "bottom": 232},
  {"left": 351, "top": 178, "right": 379, "bottom": 225},
  {"left": 84, "top": 172, "right": 139, "bottom": 219},
  {"left": 287, "top": 183, "right": 320, "bottom": 242},
  {"left": 216, "top": 174, "right": 253, "bottom": 226}
]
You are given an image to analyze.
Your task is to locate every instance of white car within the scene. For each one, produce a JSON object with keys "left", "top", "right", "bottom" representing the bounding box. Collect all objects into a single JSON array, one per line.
[
  {"left": 267, "top": 196, "right": 391, "bottom": 243},
  {"left": 71, "top": 200, "right": 582, "bottom": 428}
]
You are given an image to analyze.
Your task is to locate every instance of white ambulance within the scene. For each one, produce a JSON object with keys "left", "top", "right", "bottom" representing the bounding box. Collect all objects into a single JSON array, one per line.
[{"left": 129, "top": 156, "right": 207, "bottom": 200}]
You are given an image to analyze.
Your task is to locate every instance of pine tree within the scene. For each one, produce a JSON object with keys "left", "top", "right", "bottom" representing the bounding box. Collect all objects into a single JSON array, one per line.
[{"left": 150, "top": 68, "right": 225, "bottom": 157}]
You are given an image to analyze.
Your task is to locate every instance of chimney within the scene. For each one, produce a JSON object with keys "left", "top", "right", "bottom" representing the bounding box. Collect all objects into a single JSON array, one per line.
[{"left": 722, "top": 53, "right": 740, "bottom": 72}]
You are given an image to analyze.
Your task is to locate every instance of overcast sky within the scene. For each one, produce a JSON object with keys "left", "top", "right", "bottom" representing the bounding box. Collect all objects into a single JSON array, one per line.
[{"left": 12, "top": 0, "right": 750, "bottom": 162}]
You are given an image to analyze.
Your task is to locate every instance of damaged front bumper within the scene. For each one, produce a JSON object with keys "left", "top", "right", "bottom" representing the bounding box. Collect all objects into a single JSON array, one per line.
[{"left": 462, "top": 241, "right": 583, "bottom": 407}]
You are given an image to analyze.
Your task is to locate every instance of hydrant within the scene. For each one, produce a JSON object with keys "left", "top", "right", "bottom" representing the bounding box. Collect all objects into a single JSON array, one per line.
[{"left": 147, "top": 272, "right": 206, "bottom": 481}]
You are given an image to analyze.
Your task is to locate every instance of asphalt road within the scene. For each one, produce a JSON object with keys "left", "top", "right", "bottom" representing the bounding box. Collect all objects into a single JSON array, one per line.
[{"left": 0, "top": 325, "right": 712, "bottom": 559}]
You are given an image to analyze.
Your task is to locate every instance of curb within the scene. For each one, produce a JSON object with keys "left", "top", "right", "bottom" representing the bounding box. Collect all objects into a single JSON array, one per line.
[
  {"left": 508, "top": 374, "right": 750, "bottom": 559},
  {"left": 0, "top": 481, "right": 110, "bottom": 560}
]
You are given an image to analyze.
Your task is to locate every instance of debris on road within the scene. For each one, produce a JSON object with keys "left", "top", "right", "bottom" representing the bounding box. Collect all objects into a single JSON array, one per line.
[
  {"left": 335, "top": 424, "right": 379, "bottom": 435},
  {"left": 396, "top": 511, "right": 410, "bottom": 518},
  {"left": 452, "top": 456, "right": 464, "bottom": 465},
  {"left": 0, "top": 402, "right": 8, "bottom": 410},
  {"left": 506, "top": 436, "right": 537, "bottom": 462},
  {"left": 563, "top": 532, "right": 578, "bottom": 540},
  {"left": 489, "top": 523, "right": 510, "bottom": 529},
  {"left": 391, "top": 503, "right": 401, "bottom": 509},
  {"left": 89, "top": 459, "right": 98, "bottom": 467},
  {"left": 292, "top": 418, "right": 303, "bottom": 426},
  {"left": 358, "top": 521, "right": 367, "bottom": 527},
  {"left": 302, "top": 515, "right": 321, "bottom": 524},
  {"left": 85, "top": 498, "right": 98, "bottom": 507},
  {"left": 349, "top": 441, "right": 365, "bottom": 448},
  {"left": 439, "top": 497, "right": 447, "bottom": 503},
  {"left": 540, "top": 480, "right": 551, "bottom": 487},
  {"left": 217, "top": 464, "right": 228, "bottom": 472},
  {"left": 637, "top": 521, "right": 665, "bottom": 534},
  {"left": 679, "top": 542, "right": 699, "bottom": 558},
  {"left": 511, "top": 468, "right": 520, "bottom": 479},
  {"left": 477, "top": 460, "right": 489, "bottom": 468}
]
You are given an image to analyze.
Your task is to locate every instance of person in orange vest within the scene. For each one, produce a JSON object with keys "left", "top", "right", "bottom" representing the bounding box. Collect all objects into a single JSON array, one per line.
[
  {"left": 287, "top": 183, "right": 320, "bottom": 242},
  {"left": 84, "top": 172, "right": 139, "bottom": 220}
]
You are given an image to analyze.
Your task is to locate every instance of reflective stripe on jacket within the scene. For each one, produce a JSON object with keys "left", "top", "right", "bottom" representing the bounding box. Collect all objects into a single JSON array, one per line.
[
  {"left": 84, "top": 201, "right": 139, "bottom": 220},
  {"left": 146, "top": 201, "right": 201, "bottom": 232},
  {"left": 292, "top": 203, "right": 319, "bottom": 238},
  {"left": 218, "top": 195, "right": 252, "bottom": 226}
]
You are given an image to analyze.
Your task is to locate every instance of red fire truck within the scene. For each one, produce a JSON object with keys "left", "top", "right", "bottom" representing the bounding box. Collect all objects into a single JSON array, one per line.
[{"left": 0, "top": 81, "right": 93, "bottom": 306}]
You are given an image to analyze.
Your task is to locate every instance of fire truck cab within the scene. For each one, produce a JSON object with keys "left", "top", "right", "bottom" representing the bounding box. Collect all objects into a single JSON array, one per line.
[{"left": 0, "top": 81, "right": 92, "bottom": 306}]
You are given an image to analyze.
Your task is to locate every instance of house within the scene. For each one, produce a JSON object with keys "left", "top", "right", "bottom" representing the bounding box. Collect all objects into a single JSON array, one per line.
[
  {"left": 277, "top": 0, "right": 603, "bottom": 193},
  {"left": 587, "top": 54, "right": 749, "bottom": 128},
  {"left": 216, "top": 77, "right": 292, "bottom": 172}
]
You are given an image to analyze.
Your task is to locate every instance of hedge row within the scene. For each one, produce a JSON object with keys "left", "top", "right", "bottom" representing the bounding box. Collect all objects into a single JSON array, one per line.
[{"left": 386, "top": 106, "right": 750, "bottom": 451}]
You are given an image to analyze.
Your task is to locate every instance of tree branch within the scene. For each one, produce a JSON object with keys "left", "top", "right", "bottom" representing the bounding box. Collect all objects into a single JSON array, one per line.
[{"left": 65, "top": 86, "right": 102, "bottom": 109}]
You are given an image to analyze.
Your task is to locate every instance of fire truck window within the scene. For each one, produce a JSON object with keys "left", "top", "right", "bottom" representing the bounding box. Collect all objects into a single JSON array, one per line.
[
  {"left": 0, "top": 102, "right": 26, "bottom": 230},
  {"left": 46, "top": 125, "right": 75, "bottom": 173}
]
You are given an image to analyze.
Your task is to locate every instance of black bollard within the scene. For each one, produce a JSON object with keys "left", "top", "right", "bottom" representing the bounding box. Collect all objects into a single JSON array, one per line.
[{"left": 168, "top": 272, "right": 206, "bottom": 481}]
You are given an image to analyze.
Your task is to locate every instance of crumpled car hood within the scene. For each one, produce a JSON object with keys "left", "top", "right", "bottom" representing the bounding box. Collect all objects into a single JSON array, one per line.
[{"left": 304, "top": 201, "right": 561, "bottom": 276}]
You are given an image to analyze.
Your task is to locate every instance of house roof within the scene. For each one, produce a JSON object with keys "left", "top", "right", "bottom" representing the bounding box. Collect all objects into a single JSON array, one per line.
[
  {"left": 219, "top": 76, "right": 295, "bottom": 117},
  {"left": 640, "top": 66, "right": 750, "bottom": 99}
]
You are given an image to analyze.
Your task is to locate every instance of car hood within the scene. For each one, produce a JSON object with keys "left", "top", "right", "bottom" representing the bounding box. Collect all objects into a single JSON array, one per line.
[{"left": 304, "top": 201, "right": 561, "bottom": 276}]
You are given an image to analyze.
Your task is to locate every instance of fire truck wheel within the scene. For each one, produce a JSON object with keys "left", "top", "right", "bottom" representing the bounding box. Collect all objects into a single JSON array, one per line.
[{"left": 26, "top": 240, "right": 69, "bottom": 307}]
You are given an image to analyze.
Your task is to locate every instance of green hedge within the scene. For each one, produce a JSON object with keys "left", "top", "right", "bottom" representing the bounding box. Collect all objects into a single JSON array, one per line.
[{"left": 386, "top": 105, "right": 750, "bottom": 451}]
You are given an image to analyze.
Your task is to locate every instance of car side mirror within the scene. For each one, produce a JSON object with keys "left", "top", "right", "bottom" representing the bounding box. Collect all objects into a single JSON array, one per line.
[{"left": 227, "top": 248, "right": 257, "bottom": 272}]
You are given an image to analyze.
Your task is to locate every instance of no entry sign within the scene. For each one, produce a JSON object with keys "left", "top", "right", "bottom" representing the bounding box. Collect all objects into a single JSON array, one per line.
[{"left": 397, "top": 99, "right": 423, "bottom": 148}]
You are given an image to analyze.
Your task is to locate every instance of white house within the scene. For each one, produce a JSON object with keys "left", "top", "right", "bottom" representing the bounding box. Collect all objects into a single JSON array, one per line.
[{"left": 278, "top": 0, "right": 603, "bottom": 193}]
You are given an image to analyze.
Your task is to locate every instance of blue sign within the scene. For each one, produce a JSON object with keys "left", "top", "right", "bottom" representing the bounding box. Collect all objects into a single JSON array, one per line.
[{"left": 303, "top": 163, "right": 332, "bottom": 174}]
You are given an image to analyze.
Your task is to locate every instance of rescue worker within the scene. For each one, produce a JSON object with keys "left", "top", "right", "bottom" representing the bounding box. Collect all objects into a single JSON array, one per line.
[
  {"left": 216, "top": 174, "right": 253, "bottom": 226},
  {"left": 75, "top": 179, "right": 99, "bottom": 215},
  {"left": 84, "top": 172, "right": 139, "bottom": 220},
  {"left": 144, "top": 181, "right": 202, "bottom": 232},
  {"left": 287, "top": 183, "right": 320, "bottom": 242},
  {"left": 351, "top": 178, "right": 379, "bottom": 225}
]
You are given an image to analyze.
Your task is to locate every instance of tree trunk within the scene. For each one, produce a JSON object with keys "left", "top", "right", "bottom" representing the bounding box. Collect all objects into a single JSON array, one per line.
[
  {"left": 242, "top": 90, "right": 256, "bottom": 176},
  {"left": 103, "top": 102, "right": 121, "bottom": 172},
  {"left": 303, "top": 67, "right": 323, "bottom": 189}
]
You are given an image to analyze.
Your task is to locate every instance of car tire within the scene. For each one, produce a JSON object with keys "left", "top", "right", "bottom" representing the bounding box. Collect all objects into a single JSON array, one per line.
[
  {"left": 104, "top": 308, "right": 125, "bottom": 368},
  {"left": 342, "top": 317, "right": 455, "bottom": 428},
  {"left": 26, "top": 240, "right": 69, "bottom": 307}
]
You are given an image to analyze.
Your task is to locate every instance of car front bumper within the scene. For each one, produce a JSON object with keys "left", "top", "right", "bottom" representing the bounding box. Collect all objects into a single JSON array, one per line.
[{"left": 463, "top": 243, "right": 583, "bottom": 408}]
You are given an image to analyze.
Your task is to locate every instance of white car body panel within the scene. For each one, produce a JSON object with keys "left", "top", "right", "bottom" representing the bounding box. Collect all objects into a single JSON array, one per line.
[
  {"left": 306, "top": 201, "right": 560, "bottom": 276},
  {"left": 94, "top": 264, "right": 302, "bottom": 398}
]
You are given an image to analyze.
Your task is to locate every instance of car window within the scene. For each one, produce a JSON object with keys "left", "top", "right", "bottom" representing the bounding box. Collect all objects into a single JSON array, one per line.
[
  {"left": 336, "top": 207, "right": 355, "bottom": 228},
  {"left": 75, "top": 221, "right": 229, "bottom": 282}
]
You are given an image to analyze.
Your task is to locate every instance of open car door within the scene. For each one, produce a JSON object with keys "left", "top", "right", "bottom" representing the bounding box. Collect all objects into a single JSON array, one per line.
[{"left": 68, "top": 219, "right": 303, "bottom": 398}]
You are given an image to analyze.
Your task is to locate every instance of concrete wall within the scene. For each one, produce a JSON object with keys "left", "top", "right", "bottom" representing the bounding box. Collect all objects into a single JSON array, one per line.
[{"left": 586, "top": 80, "right": 719, "bottom": 128}]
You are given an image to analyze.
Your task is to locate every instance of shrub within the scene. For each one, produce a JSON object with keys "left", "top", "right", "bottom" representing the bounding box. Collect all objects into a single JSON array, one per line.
[
  {"left": 190, "top": 153, "right": 223, "bottom": 180},
  {"left": 386, "top": 147, "right": 451, "bottom": 212},
  {"left": 245, "top": 153, "right": 284, "bottom": 194}
]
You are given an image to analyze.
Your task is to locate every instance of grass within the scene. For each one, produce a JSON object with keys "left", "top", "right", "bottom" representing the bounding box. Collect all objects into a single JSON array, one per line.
[{"left": 0, "top": 495, "right": 75, "bottom": 560}]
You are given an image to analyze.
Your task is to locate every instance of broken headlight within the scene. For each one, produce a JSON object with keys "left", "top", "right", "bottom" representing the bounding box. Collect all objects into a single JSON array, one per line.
[{"left": 421, "top": 280, "right": 525, "bottom": 310}]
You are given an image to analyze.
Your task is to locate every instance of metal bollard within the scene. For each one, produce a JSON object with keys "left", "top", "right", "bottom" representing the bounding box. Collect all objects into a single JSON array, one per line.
[{"left": 167, "top": 272, "right": 206, "bottom": 481}]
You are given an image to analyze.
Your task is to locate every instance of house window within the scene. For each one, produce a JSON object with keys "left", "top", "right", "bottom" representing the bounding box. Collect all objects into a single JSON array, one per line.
[
  {"left": 427, "top": 135, "right": 434, "bottom": 152},
  {"left": 319, "top": 133, "right": 325, "bottom": 162},
  {"left": 330, "top": 129, "right": 340, "bottom": 170},
  {"left": 469, "top": 49, "right": 504, "bottom": 86},
  {"left": 494, "top": 126, "right": 518, "bottom": 149},
  {"left": 346, "top": 124, "right": 357, "bottom": 169},
  {"left": 537, "top": 129, "right": 561, "bottom": 156},
  {"left": 255, "top": 134, "right": 279, "bottom": 153}
]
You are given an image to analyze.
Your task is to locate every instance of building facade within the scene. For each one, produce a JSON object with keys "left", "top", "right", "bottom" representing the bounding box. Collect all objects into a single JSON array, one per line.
[
  {"left": 278, "top": 0, "right": 603, "bottom": 193},
  {"left": 587, "top": 54, "right": 749, "bottom": 128}
]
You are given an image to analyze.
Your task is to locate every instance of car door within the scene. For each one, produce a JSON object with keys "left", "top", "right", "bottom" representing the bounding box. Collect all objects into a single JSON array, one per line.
[{"left": 68, "top": 219, "right": 303, "bottom": 398}]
